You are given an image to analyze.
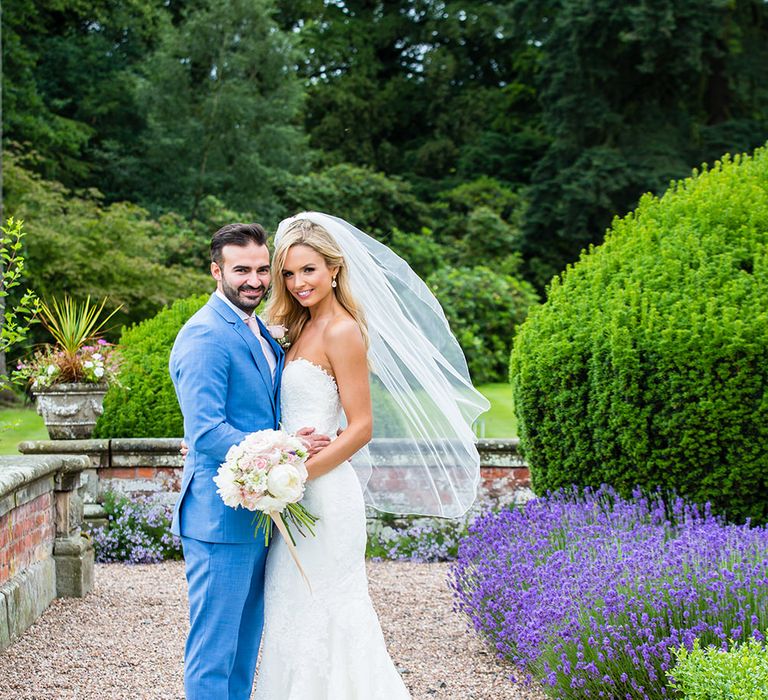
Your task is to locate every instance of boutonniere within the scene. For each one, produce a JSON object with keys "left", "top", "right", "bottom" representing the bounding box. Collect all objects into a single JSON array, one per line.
[{"left": 266, "top": 324, "right": 291, "bottom": 348}]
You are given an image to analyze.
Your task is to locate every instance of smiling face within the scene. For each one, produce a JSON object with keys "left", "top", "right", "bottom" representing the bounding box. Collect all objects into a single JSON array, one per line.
[
  {"left": 211, "top": 241, "right": 271, "bottom": 313},
  {"left": 281, "top": 244, "right": 339, "bottom": 309}
]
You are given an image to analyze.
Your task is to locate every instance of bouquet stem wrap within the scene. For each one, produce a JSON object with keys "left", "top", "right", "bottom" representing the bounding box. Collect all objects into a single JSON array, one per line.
[{"left": 269, "top": 510, "right": 312, "bottom": 592}]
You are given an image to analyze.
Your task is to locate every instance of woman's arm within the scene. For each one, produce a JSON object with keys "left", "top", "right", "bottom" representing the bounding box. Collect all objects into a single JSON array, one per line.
[{"left": 305, "top": 318, "right": 372, "bottom": 480}]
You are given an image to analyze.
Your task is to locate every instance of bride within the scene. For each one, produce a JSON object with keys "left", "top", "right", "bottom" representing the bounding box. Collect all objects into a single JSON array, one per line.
[{"left": 254, "top": 213, "right": 488, "bottom": 699}]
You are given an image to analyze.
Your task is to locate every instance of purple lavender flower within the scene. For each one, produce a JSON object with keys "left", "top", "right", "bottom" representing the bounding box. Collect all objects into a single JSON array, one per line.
[
  {"left": 92, "top": 492, "right": 182, "bottom": 564},
  {"left": 450, "top": 486, "right": 768, "bottom": 698}
]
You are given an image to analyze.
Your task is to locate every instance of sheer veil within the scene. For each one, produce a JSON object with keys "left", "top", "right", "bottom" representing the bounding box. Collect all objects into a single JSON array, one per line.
[{"left": 275, "top": 212, "right": 490, "bottom": 518}]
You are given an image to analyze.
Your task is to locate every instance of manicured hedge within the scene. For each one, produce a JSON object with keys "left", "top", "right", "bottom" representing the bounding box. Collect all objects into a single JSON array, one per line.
[
  {"left": 94, "top": 293, "right": 208, "bottom": 437},
  {"left": 668, "top": 638, "right": 768, "bottom": 700},
  {"left": 510, "top": 147, "right": 768, "bottom": 522}
]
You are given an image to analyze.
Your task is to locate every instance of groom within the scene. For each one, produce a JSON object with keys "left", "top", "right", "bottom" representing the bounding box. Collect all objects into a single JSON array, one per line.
[{"left": 169, "top": 222, "right": 328, "bottom": 699}]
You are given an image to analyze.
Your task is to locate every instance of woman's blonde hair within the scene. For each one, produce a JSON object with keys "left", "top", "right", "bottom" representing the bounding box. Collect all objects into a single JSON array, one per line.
[{"left": 265, "top": 218, "right": 369, "bottom": 347}]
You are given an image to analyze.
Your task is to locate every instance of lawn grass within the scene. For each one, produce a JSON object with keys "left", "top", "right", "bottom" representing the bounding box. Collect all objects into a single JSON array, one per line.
[
  {"left": 476, "top": 382, "right": 517, "bottom": 438},
  {"left": 0, "top": 384, "right": 517, "bottom": 454},
  {"left": 0, "top": 406, "right": 47, "bottom": 454}
]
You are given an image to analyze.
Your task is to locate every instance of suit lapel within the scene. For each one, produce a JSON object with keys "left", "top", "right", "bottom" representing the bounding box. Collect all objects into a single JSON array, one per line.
[
  {"left": 208, "top": 295, "right": 276, "bottom": 410},
  {"left": 255, "top": 317, "right": 285, "bottom": 422}
]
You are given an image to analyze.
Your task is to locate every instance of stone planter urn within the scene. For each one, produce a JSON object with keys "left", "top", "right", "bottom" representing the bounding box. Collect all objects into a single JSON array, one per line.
[{"left": 33, "top": 382, "right": 109, "bottom": 439}]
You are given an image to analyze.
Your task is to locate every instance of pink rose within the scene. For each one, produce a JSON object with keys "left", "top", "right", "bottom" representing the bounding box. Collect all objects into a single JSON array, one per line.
[{"left": 267, "top": 325, "right": 287, "bottom": 340}]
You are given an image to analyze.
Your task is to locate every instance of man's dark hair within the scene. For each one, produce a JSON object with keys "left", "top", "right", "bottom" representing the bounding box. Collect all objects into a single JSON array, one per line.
[{"left": 210, "top": 223, "right": 268, "bottom": 264}]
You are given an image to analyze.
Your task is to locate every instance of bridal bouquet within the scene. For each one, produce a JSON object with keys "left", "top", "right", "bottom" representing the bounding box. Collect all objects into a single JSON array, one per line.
[{"left": 213, "top": 429, "right": 318, "bottom": 547}]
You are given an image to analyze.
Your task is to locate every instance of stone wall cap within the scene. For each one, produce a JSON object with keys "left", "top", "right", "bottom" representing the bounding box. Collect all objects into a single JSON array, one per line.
[
  {"left": 110, "top": 438, "right": 182, "bottom": 453},
  {"left": 18, "top": 439, "right": 110, "bottom": 454},
  {"left": 0, "top": 454, "right": 90, "bottom": 498},
  {"left": 477, "top": 438, "right": 521, "bottom": 449}
]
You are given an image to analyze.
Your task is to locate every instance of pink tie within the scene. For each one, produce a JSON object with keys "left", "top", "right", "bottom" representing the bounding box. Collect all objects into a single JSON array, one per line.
[{"left": 245, "top": 315, "right": 260, "bottom": 337}]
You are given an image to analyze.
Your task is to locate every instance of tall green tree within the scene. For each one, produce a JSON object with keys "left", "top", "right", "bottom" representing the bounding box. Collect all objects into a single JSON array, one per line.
[
  {"left": 1, "top": 0, "right": 166, "bottom": 186},
  {"left": 3, "top": 152, "right": 211, "bottom": 336},
  {"left": 508, "top": 0, "right": 768, "bottom": 286},
  {"left": 134, "top": 0, "right": 308, "bottom": 220},
  {"left": 277, "top": 1, "right": 546, "bottom": 195}
]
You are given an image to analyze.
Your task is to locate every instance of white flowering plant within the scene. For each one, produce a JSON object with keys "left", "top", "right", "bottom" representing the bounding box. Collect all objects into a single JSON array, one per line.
[
  {"left": 14, "top": 339, "right": 122, "bottom": 389},
  {"left": 13, "top": 294, "right": 122, "bottom": 390},
  {"left": 213, "top": 429, "right": 318, "bottom": 546}
]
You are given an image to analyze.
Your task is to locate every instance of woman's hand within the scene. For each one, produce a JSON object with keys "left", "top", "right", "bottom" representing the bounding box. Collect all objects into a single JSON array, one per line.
[
  {"left": 295, "top": 426, "right": 331, "bottom": 456},
  {"left": 180, "top": 430, "right": 329, "bottom": 461}
]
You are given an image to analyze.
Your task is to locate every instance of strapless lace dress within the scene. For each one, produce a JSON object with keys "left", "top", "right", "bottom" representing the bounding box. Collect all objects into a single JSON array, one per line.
[{"left": 254, "top": 358, "right": 411, "bottom": 699}]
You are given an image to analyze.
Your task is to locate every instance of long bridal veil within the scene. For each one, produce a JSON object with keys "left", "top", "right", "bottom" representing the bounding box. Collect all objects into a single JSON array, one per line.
[{"left": 275, "top": 212, "right": 490, "bottom": 518}]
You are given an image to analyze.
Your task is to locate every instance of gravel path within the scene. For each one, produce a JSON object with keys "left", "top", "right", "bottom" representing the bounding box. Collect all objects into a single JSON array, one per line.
[{"left": 0, "top": 561, "right": 545, "bottom": 700}]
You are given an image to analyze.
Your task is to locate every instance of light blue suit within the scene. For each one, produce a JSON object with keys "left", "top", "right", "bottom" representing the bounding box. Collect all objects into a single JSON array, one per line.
[{"left": 169, "top": 293, "right": 284, "bottom": 700}]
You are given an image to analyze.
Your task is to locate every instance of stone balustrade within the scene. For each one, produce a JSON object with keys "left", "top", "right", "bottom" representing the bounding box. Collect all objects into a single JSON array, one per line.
[
  {"left": 0, "top": 454, "right": 93, "bottom": 653},
  {"left": 18, "top": 438, "right": 531, "bottom": 522}
]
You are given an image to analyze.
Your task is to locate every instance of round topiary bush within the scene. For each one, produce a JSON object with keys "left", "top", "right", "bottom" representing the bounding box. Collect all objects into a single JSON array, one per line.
[
  {"left": 94, "top": 293, "right": 209, "bottom": 438},
  {"left": 510, "top": 147, "right": 768, "bottom": 523}
]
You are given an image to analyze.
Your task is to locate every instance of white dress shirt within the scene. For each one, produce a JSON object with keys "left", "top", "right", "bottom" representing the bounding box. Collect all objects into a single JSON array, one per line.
[{"left": 215, "top": 290, "right": 277, "bottom": 381}]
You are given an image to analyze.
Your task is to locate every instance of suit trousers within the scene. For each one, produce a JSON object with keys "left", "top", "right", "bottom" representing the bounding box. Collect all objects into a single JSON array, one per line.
[{"left": 181, "top": 536, "right": 269, "bottom": 700}]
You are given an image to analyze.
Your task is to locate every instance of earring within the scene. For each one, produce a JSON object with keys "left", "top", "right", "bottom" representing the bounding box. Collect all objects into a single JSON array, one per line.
[{"left": 332, "top": 278, "right": 337, "bottom": 288}]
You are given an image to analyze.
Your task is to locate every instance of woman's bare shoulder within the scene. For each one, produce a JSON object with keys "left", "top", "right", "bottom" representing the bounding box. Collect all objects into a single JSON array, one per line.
[
  {"left": 324, "top": 314, "right": 363, "bottom": 342},
  {"left": 323, "top": 315, "right": 366, "bottom": 362}
]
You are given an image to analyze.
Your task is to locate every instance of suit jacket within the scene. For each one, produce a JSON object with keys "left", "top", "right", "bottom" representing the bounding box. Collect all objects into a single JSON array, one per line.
[{"left": 169, "top": 293, "right": 285, "bottom": 543}]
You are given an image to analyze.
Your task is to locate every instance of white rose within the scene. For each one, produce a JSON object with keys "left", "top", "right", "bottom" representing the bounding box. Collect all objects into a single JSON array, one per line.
[
  {"left": 92, "top": 353, "right": 103, "bottom": 361},
  {"left": 267, "top": 464, "right": 304, "bottom": 503},
  {"left": 83, "top": 360, "right": 94, "bottom": 369},
  {"left": 253, "top": 493, "right": 286, "bottom": 513},
  {"left": 94, "top": 366, "right": 105, "bottom": 378}
]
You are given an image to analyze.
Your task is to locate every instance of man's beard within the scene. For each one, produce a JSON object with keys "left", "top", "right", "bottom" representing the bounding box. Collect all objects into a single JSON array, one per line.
[{"left": 221, "top": 277, "right": 267, "bottom": 313}]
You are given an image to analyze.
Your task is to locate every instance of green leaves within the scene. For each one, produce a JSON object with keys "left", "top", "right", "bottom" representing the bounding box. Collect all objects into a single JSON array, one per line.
[
  {"left": 38, "top": 295, "right": 121, "bottom": 356},
  {"left": 514, "top": 0, "right": 768, "bottom": 287},
  {"left": 428, "top": 265, "right": 538, "bottom": 385},
  {"left": 0, "top": 218, "right": 41, "bottom": 386},
  {"left": 135, "top": 0, "right": 307, "bottom": 219},
  {"left": 94, "top": 293, "right": 209, "bottom": 438},
  {"left": 668, "top": 638, "right": 768, "bottom": 699},
  {"left": 510, "top": 145, "right": 768, "bottom": 523},
  {"left": 2, "top": 151, "right": 212, "bottom": 332}
]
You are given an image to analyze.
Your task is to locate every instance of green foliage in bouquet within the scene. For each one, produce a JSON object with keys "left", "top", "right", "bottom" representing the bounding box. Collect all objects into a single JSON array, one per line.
[
  {"left": 429, "top": 266, "right": 538, "bottom": 385},
  {"left": 668, "top": 638, "right": 768, "bottom": 700},
  {"left": 94, "top": 294, "right": 208, "bottom": 438},
  {"left": 510, "top": 146, "right": 768, "bottom": 522}
]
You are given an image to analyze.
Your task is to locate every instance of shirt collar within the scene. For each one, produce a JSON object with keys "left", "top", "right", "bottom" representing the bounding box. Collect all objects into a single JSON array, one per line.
[{"left": 215, "top": 289, "right": 252, "bottom": 322}]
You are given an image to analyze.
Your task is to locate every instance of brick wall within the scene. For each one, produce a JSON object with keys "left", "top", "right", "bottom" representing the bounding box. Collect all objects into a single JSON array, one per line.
[
  {"left": 0, "top": 454, "right": 93, "bottom": 651},
  {"left": 19, "top": 438, "right": 532, "bottom": 515},
  {"left": 0, "top": 491, "right": 55, "bottom": 587}
]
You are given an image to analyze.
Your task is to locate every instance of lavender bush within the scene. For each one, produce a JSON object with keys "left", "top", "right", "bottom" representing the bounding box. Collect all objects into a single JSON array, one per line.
[
  {"left": 92, "top": 491, "right": 182, "bottom": 564},
  {"left": 450, "top": 486, "right": 768, "bottom": 699},
  {"left": 365, "top": 494, "right": 525, "bottom": 562},
  {"left": 366, "top": 515, "right": 469, "bottom": 562}
]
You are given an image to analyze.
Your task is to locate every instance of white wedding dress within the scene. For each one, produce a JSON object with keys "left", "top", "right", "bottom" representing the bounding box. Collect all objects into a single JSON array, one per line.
[{"left": 254, "top": 358, "right": 411, "bottom": 699}]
